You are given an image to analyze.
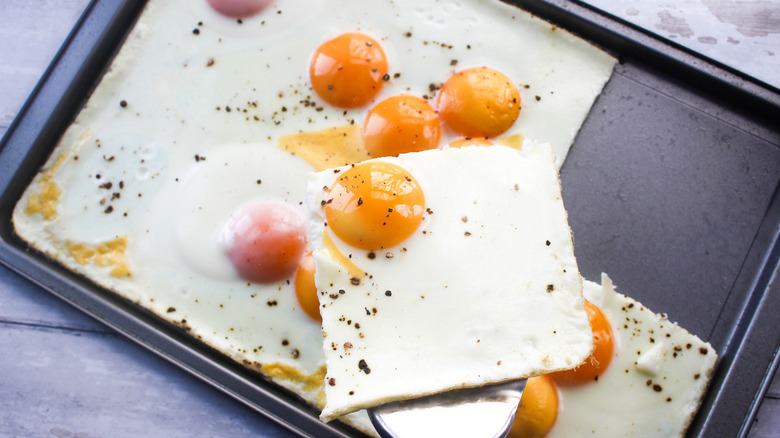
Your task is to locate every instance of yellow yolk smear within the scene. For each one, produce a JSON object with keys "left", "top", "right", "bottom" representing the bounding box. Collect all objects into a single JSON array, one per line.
[
  {"left": 24, "top": 153, "right": 70, "bottom": 221},
  {"left": 438, "top": 67, "right": 521, "bottom": 138},
  {"left": 498, "top": 133, "right": 526, "bottom": 150},
  {"left": 278, "top": 124, "right": 370, "bottom": 171},
  {"left": 321, "top": 232, "right": 366, "bottom": 281},
  {"left": 362, "top": 95, "right": 441, "bottom": 158},
  {"left": 295, "top": 251, "right": 322, "bottom": 322},
  {"left": 446, "top": 137, "right": 494, "bottom": 148},
  {"left": 508, "top": 376, "right": 559, "bottom": 438},
  {"left": 66, "top": 236, "right": 131, "bottom": 278},
  {"left": 323, "top": 161, "right": 425, "bottom": 250},
  {"left": 309, "top": 32, "right": 388, "bottom": 108},
  {"left": 550, "top": 300, "right": 614, "bottom": 385}
]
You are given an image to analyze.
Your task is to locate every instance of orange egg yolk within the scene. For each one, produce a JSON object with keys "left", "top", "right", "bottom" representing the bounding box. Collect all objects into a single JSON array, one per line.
[
  {"left": 446, "top": 137, "right": 494, "bottom": 148},
  {"left": 507, "top": 376, "right": 559, "bottom": 438},
  {"left": 362, "top": 95, "right": 441, "bottom": 158},
  {"left": 294, "top": 252, "right": 322, "bottom": 322},
  {"left": 437, "top": 67, "right": 521, "bottom": 138},
  {"left": 225, "top": 201, "right": 308, "bottom": 284},
  {"left": 206, "top": 0, "right": 273, "bottom": 17},
  {"left": 324, "top": 161, "right": 425, "bottom": 250},
  {"left": 550, "top": 300, "right": 614, "bottom": 385},
  {"left": 310, "top": 33, "right": 388, "bottom": 108}
]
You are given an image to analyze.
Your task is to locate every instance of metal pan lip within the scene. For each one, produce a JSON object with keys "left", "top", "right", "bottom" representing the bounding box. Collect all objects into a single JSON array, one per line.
[{"left": 0, "top": 1, "right": 778, "bottom": 437}]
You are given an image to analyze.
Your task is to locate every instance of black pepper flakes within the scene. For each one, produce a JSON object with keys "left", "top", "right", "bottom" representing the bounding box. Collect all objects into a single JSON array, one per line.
[
  {"left": 192, "top": 28, "right": 200, "bottom": 35},
  {"left": 358, "top": 359, "right": 371, "bottom": 374},
  {"left": 328, "top": 378, "right": 336, "bottom": 386},
  {"left": 699, "top": 347, "right": 708, "bottom": 355},
  {"left": 546, "top": 284, "right": 555, "bottom": 292},
  {"left": 350, "top": 277, "right": 361, "bottom": 285},
  {"left": 119, "top": 100, "right": 128, "bottom": 108},
  {"left": 652, "top": 384, "right": 663, "bottom": 392},
  {"left": 166, "top": 307, "right": 176, "bottom": 313},
  {"left": 385, "top": 290, "right": 392, "bottom": 297},
  {"left": 545, "top": 240, "right": 551, "bottom": 246}
]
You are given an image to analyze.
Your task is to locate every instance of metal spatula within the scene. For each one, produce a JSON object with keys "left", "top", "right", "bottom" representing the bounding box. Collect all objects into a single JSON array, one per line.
[{"left": 367, "top": 379, "right": 526, "bottom": 438}]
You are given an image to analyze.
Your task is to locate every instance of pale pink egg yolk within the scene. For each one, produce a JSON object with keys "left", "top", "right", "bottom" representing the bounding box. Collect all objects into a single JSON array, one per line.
[
  {"left": 206, "top": 0, "right": 274, "bottom": 18},
  {"left": 225, "top": 201, "right": 307, "bottom": 284}
]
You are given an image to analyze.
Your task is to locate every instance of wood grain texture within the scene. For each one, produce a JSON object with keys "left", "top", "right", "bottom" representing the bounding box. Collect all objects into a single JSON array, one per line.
[
  {"left": 0, "top": 1, "right": 777, "bottom": 437},
  {"left": 0, "top": 0, "right": 91, "bottom": 131}
]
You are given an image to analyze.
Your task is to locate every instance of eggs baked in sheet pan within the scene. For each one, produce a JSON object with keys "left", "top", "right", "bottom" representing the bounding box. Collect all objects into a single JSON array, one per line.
[{"left": 15, "top": 0, "right": 736, "bottom": 434}]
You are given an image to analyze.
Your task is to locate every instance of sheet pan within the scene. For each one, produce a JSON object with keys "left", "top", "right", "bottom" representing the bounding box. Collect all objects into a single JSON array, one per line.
[{"left": 1, "top": 1, "right": 778, "bottom": 436}]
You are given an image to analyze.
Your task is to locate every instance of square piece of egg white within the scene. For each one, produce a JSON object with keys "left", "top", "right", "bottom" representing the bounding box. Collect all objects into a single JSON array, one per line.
[
  {"left": 306, "top": 142, "right": 593, "bottom": 421},
  {"left": 508, "top": 274, "right": 718, "bottom": 438}
]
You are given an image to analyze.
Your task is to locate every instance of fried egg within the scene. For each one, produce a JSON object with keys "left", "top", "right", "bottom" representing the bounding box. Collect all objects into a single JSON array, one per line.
[
  {"left": 306, "top": 143, "right": 593, "bottom": 421},
  {"left": 508, "top": 274, "right": 718, "bottom": 437},
  {"left": 12, "top": 0, "right": 614, "bottom": 434}
]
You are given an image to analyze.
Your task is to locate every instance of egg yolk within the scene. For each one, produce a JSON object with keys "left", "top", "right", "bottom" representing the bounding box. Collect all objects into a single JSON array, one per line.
[
  {"left": 310, "top": 33, "right": 388, "bottom": 108},
  {"left": 294, "top": 252, "right": 322, "bottom": 322},
  {"left": 446, "top": 137, "right": 494, "bottom": 148},
  {"left": 507, "top": 376, "right": 559, "bottom": 438},
  {"left": 225, "top": 201, "right": 308, "bottom": 284},
  {"left": 437, "top": 67, "right": 521, "bottom": 138},
  {"left": 206, "top": 0, "right": 273, "bottom": 18},
  {"left": 550, "top": 300, "right": 614, "bottom": 385},
  {"left": 362, "top": 95, "right": 441, "bottom": 158},
  {"left": 324, "top": 161, "right": 425, "bottom": 250}
]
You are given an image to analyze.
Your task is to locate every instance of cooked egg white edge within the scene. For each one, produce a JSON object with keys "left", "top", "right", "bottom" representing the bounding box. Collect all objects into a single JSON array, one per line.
[
  {"left": 547, "top": 274, "right": 718, "bottom": 437},
  {"left": 307, "top": 144, "right": 593, "bottom": 421}
]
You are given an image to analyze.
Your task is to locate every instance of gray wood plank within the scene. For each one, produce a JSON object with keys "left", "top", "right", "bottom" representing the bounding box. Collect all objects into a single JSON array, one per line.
[
  {"left": 0, "top": 264, "right": 108, "bottom": 332},
  {"left": 749, "top": 397, "right": 780, "bottom": 438},
  {"left": 0, "top": 0, "right": 90, "bottom": 130},
  {"left": 0, "top": 321, "right": 292, "bottom": 437}
]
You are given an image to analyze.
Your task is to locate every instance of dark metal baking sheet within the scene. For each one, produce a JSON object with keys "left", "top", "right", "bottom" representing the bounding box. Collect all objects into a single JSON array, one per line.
[{"left": 1, "top": 1, "right": 778, "bottom": 437}]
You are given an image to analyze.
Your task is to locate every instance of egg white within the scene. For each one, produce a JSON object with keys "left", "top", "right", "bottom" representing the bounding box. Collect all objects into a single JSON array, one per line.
[{"left": 306, "top": 144, "right": 593, "bottom": 421}]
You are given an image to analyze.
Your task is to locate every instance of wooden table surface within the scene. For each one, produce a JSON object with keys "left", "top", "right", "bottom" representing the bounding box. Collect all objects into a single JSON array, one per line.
[{"left": 1, "top": 1, "right": 778, "bottom": 436}]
